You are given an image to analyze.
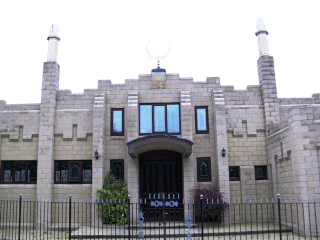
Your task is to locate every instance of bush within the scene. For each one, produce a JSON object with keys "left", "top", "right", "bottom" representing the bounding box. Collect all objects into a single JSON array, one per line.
[
  {"left": 96, "top": 172, "right": 128, "bottom": 224},
  {"left": 192, "top": 185, "right": 227, "bottom": 222}
]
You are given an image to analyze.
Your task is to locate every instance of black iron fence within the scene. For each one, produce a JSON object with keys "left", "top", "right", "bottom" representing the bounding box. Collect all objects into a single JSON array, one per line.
[{"left": 0, "top": 194, "right": 319, "bottom": 239}]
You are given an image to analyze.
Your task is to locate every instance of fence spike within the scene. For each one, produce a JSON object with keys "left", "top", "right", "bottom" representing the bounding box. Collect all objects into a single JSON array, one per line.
[
  {"left": 239, "top": 198, "right": 240, "bottom": 204},
  {"left": 193, "top": 199, "right": 194, "bottom": 204},
  {"left": 168, "top": 194, "right": 170, "bottom": 199},
  {"left": 255, "top": 198, "right": 257, "bottom": 203},
  {"left": 244, "top": 198, "right": 246, "bottom": 204},
  {"left": 272, "top": 198, "right": 274, "bottom": 203},
  {"left": 308, "top": 198, "right": 309, "bottom": 203},
  {"left": 183, "top": 199, "right": 184, "bottom": 204},
  {"left": 188, "top": 199, "right": 189, "bottom": 204},
  {"left": 217, "top": 198, "right": 219, "bottom": 204},
  {"left": 207, "top": 199, "right": 208, "bottom": 204},
  {"left": 144, "top": 198, "right": 146, "bottom": 204},
  {"left": 250, "top": 198, "right": 251, "bottom": 204},
  {"left": 158, "top": 194, "right": 160, "bottom": 199},
  {"left": 296, "top": 197, "right": 298, "bottom": 203},
  {"left": 302, "top": 197, "right": 304, "bottom": 203},
  {"left": 222, "top": 198, "right": 225, "bottom": 204},
  {"left": 149, "top": 194, "right": 151, "bottom": 199},
  {"left": 173, "top": 194, "right": 175, "bottom": 199},
  {"left": 290, "top": 198, "right": 292, "bottom": 203},
  {"left": 233, "top": 198, "right": 235, "bottom": 204},
  {"left": 212, "top": 198, "right": 214, "bottom": 204},
  {"left": 314, "top": 198, "right": 316, "bottom": 203},
  {"left": 228, "top": 198, "right": 230, "bottom": 204},
  {"left": 261, "top": 198, "right": 263, "bottom": 203},
  {"left": 266, "top": 198, "right": 268, "bottom": 203},
  {"left": 284, "top": 198, "right": 286, "bottom": 203},
  {"left": 178, "top": 194, "right": 180, "bottom": 199}
]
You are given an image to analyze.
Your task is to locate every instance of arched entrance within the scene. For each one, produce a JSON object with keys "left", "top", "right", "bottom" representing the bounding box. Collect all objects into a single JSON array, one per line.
[{"left": 139, "top": 150, "right": 183, "bottom": 221}]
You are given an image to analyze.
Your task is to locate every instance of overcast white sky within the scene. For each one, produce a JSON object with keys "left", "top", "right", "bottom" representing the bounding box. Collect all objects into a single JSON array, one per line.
[{"left": 0, "top": 0, "right": 319, "bottom": 104}]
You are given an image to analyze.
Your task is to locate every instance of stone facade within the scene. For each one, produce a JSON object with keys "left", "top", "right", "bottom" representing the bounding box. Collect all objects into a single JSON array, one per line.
[{"left": 0, "top": 22, "right": 320, "bottom": 208}]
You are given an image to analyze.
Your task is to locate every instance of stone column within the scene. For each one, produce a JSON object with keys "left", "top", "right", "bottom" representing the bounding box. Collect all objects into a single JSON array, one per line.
[
  {"left": 258, "top": 55, "right": 280, "bottom": 199},
  {"left": 37, "top": 62, "right": 59, "bottom": 200},
  {"left": 212, "top": 90, "right": 230, "bottom": 200},
  {"left": 36, "top": 61, "right": 59, "bottom": 229},
  {"left": 180, "top": 90, "right": 195, "bottom": 201},
  {"left": 126, "top": 92, "right": 139, "bottom": 201},
  {"left": 91, "top": 91, "right": 107, "bottom": 200},
  {"left": 257, "top": 56, "right": 280, "bottom": 125}
]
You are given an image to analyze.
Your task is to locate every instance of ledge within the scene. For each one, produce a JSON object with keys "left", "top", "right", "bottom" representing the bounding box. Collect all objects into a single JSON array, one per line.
[{"left": 126, "top": 134, "right": 194, "bottom": 158}]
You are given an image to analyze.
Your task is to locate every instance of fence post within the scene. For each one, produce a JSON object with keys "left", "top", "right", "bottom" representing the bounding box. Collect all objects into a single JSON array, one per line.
[
  {"left": 277, "top": 193, "right": 282, "bottom": 240},
  {"left": 69, "top": 195, "right": 72, "bottom": 240},
  {"left": 128, "top": 195, "right": 131, "bottom": 240},
  {"left": 18, "top": 194, "right": 22, "bottom": 240},
  {"left": 200, "top": 194, "right": 204, "bottom": 240}
]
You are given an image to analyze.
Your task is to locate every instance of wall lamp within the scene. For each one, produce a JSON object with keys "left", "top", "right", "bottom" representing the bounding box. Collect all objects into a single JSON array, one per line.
[
  {"left": 95, "top": 150, "right": 99, "bottom": 160},
  {"left": 222, "top": 148, "right": 226, "bottom": 157}
]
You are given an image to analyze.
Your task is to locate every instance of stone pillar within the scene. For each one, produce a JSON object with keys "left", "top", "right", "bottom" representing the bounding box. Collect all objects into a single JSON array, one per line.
[
  {"left": 126, "top": 92, "right": 139, "bottom": 201},
  {"left": 212, "top": 90, "right": 230, "bottom": 199},
  {"left": 91, "top": 91, "right": 107, "bottom": 200},
  {"left": 37, "top": 61, "right": 59, "bottom": 200},
  {"left": 257, "top": 56, "right": 280, "bottom": 125},
  {"left": 180, "top": 90, "right": 194, "bottom": 201},
  {"left": 36, "top": 61, "right": 59, "bottom": 229},
  {"left": 258, "top": 55, "right": 280, "bottom": 199}
]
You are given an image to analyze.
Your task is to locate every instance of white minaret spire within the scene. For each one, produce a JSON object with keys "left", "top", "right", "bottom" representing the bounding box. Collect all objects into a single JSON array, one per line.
[
  {"left": 47, "top": 23, "right": 60, "bottom": 62},
  {"left": 255, "top": 18, "right": 269, "bottom": 56}
]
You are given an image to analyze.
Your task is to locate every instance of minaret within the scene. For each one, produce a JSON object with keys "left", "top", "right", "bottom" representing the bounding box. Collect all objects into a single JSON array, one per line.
[
  {"left": 256, "top": 18, "right": 279, "bottom": 125},
  {"left": 255, "top": 18, "right": 269, "bottom": 56},
  {"left": 47, "top": 23, "right": 60, "bottom": 62},
  {"left": 37, "top": 24, "right": 60, "bottom": 203}
]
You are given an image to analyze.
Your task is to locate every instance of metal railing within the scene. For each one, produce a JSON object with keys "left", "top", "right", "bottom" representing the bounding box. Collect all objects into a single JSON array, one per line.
[{"left": 0, "top": 194, "right": 319, "bottom": 239}]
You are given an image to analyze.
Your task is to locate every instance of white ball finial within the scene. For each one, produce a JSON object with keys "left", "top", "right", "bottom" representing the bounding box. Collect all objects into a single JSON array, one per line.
[
  {"left": 47, "top": 23, "right": 60, "bottom": 62},
  {"left": 255, "top": 18, "right": 269, "bottom": 56}
]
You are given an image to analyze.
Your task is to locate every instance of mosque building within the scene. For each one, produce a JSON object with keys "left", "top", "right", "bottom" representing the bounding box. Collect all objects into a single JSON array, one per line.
[{"left": 0, "top": 19, "right": 319, "bottom": 206}]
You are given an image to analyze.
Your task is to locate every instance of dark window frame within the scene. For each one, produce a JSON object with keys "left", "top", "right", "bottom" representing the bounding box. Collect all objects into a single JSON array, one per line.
[
  {"left": 139, "top": 103, "right": 181, "bottom": 135},
  {"left": 111, "top": 108, "right": 125, "bottom": 136},
  {"left": 197, "top": 157, "right": 211, "bottom": 182},
  {"left": 54, "top": 160, "right": 92, "bottom": 184},
  {"left": 195, "top": 106, "right": 209, "bottom": 134},
  {"left": 255, "top": 165, "right": 268, "bottom": 180},
  {"left": 110, "top": 159, "right": 124, "bottom": 180},
  {"left": 229, "top": 166, "right": 240, "bottom": 181},
  {"left": 0, "top": 161, "right": 37, "bottom": 184}
]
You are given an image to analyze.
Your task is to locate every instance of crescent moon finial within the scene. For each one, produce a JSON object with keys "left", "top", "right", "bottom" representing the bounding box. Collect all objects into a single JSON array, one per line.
[{"left": 146, "top": 38, "right": 171, "bottom": 67}]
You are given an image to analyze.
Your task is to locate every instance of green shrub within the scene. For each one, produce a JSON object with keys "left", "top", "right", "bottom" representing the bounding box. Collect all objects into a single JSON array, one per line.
[
  {"left": 192, "top": 185, "right": 227, "bottom": 222},
  {"left": 96, "top": 172, "right": 128, "bottom": 224}
]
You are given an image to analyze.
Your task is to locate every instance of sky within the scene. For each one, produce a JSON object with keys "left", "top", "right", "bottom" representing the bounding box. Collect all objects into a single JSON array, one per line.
[{"left": 0, "top": 0, "right": 319, "bottom": 104}]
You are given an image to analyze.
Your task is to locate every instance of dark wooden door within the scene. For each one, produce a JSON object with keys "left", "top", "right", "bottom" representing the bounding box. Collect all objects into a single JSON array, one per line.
[{"left": 139, "top": 150, "right": 183, "bottom": 221}]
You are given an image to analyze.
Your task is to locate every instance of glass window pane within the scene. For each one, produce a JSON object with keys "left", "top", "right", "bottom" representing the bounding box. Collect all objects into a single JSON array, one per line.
[
  {"left": 83, "top": 161, "right": 92, "bottom": 182},
  {"left": 197, "top": 108, "right": 207, "bottom": 131},
  {"left": 167, "top": 104, "right": 180, "bottom": 133},
  {"left": 56, "top": 162, "right": 68, "bottom": 182},
  {"left": 14, "top": 163, "right": 26, "bottom": 182},
  {"left": 200, "top": 162, "right": 208, "bottom": 177},
  {"left": 69, "top": 162, "right": 81, "bottom": 181},
  {"left": 140, "top": 105, "right": 152, "bottom": 133},
  {"left": 3, "top": 162, "right": 13, "bottom": 182},
  {"left": 154, "top": 106, "right": 165, "bottom": 132},
  {"left": 113, "top": 110, "right": 123, "bottom": 133},
  {"left": 28, "top": 162, "right": 37, "bottom": 182}
]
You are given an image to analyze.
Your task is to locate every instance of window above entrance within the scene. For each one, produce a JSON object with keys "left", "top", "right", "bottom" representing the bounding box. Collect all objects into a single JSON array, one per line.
[{"left": 139, "top": 103, "right": 180, "bottom": 135}]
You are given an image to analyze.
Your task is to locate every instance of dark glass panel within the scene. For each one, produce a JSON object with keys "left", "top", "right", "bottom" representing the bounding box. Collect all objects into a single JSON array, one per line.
[
  {"left": 28, "top": 162, "right": 37, "bottom": 182},
  {"left": 3, "top": 162, "right": 13, "bottom": 182},
  {"left": 14, "top": 163, "right": 26, "bottom": 182},
  {"left": 229, "top": 166, "right": 240, "bottom": 181},
  {"left": 56, "top": 162, "right": 68, "bottom": 182},
  {"left": 83, "top": 161, "right": 92, "bottom": 182},
  {"left": 69, "top": 162, "right": 81, "bottom": 181},
  {"left": 199, "top": 162, "right": 208, "bottom": 177}
]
